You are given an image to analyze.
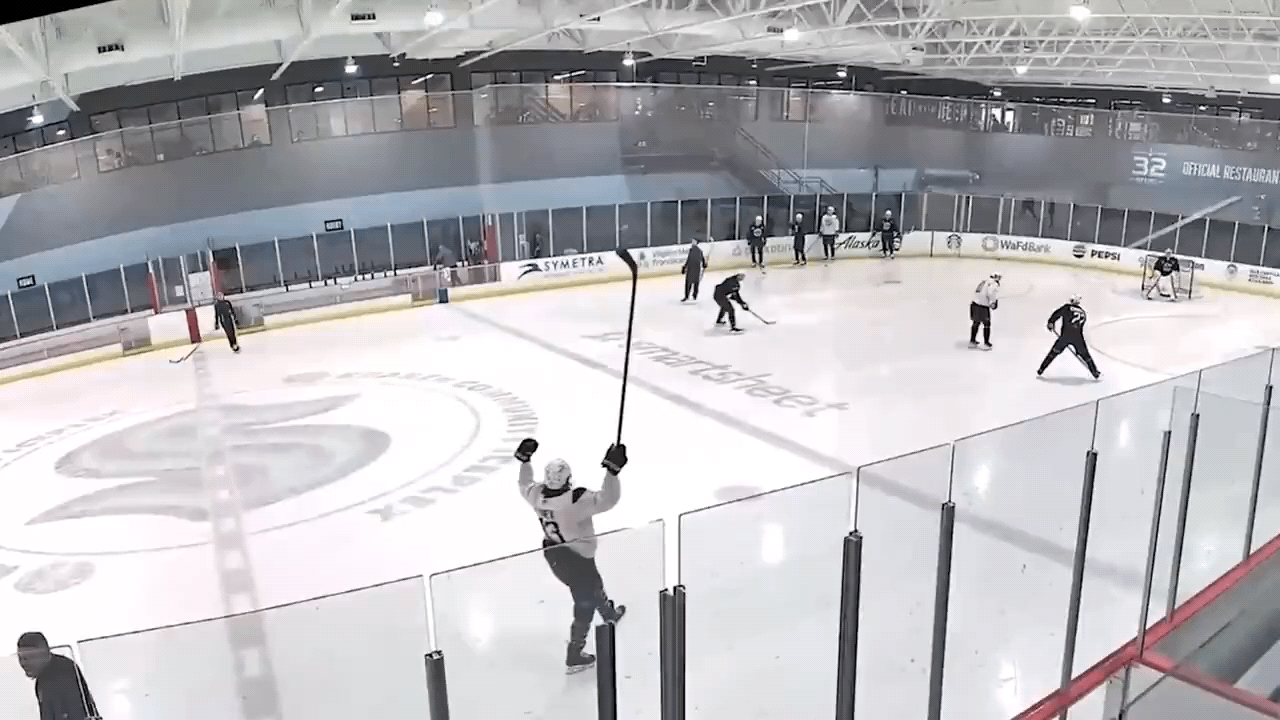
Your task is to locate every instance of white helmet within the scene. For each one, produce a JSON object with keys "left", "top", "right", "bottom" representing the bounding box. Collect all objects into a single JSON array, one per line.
[
  {"left": 991, "top": 273, "right": 1001, "bottom": 282},
  {"left": 544, "top": 459, "right": 572, "bottom": 490},
  {"left": 1069, "top": 294, "right": 1082, "bottom": 305}
]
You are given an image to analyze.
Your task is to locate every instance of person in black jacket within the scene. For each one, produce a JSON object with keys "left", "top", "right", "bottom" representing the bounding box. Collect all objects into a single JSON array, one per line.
[
  {"left": 713, "top": 273, "right": 749, "bottom": 332},
  {"left": 681, "top": 238, "right": 707, "bottom": 302},
  {"left": 747, "top": 216, "right": 766, "bottom": 268},
  {"left": 18, "top": 631, "right": 98, "bottom": 720},
  {"left": 212, "top": 294, "right": 240, "bottom": 353},
  {"left": 790, "top": 213, "right": 807, "bottom": 265},
  {"left": 876, "top": 210, "right": 901, "bottom": 258},
  {"left": 1037, "top": 295, "right": 1100, "bottom": 380}
]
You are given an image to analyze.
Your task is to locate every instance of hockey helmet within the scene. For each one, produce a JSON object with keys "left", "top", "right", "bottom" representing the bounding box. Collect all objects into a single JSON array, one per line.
[
  {"left": 1069, "top": 294, "right": 1082, "bottom": 305},
  {"left": 990, "top": 273, "right": 1002, "bottom": 282},
  {"left": 1163, "top": 248, "right": 1173, "bottom": 256},
  {"left": 884, "top": 209, "right": 893, "bottom": 217},
  {"left": 544, "top": 459, "right": 572, "bottom": 490},
  {"left": 827, "top": 206, "right": 836, "bottom": 213}
]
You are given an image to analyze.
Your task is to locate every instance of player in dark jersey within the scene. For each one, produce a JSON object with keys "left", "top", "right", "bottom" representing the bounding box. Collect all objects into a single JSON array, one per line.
[
  {"left": 212, "top": 294, "right": 240, "bottom": 352},
  {"left": 876, "top": 210, "right": 901, "bottom": 258},
  {"left": 713, "top": 273, "right": 749, "bottom": 332},
  {"left": 747, "top": 216, "right": 766, "bottom": 268},
  {"left": 682, "top": 238, "right": 707, "bottom": 302},
  {"left": 515, "top": 438, "right": 628, "bottom": 673},
  {"left": 1037, "top": 295, "right": 1100, "bottom": 380},
  {"left": 1145, "top": 249, "right": 1181, "bottom": 300}
]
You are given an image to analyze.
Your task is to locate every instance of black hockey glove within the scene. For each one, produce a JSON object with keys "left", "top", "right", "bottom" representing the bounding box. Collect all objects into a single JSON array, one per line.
[
  {"left": 514, "top": 438, "right": 539, "bottom": 463},
  {"left": 602, "top": 444, "right": 628, "bottom": 474}
]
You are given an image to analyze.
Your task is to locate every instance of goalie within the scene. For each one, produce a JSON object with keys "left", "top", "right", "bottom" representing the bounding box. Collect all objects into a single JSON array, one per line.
[{"left": 1145, "top": 249, "right": 1180, "bottom": 301}]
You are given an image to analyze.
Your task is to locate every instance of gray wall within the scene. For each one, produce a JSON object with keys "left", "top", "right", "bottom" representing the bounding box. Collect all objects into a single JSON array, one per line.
[{"left": 5, "top": 88, "right": 1280, "bottom": 283}]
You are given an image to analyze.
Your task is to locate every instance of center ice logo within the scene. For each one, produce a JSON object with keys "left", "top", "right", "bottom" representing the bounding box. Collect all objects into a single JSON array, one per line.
[
  {"left": 0, "top": 371, "right": 537, "bottom": 596},
  {"left": 36, "top": 396, "right": 388, "bottom": 524}
]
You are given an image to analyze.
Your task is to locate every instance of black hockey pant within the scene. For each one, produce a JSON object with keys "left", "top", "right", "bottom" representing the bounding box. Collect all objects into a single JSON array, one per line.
[
  {"left": 749, "top": 241, "right": 763, "bottom": 265},
  {"left": 714, "top": 295, "right": 737, "bottom": 327},
  {"left": 221, "top": 324, "right": 238, "bottom": 349},
  {"left": 543, "top": 543, "right": 612, "bottom": 645},
  {"left": 1038, "top": 334, "right": 1099, "bottom": 376},
  {"left": 969, "top": 302, "right": 991, "bottom": 344},
  {"left": 793, "top": 238, "right": 806, "bottom": 263},
  {"left": 880, "top": 234, "right": 896, "bottom": 255},
  {"left": 821, "top": 235, "right": 836, "bottom": 258},
  {"left": 683, "top": 270, "right": 702, "bottom": 300}
]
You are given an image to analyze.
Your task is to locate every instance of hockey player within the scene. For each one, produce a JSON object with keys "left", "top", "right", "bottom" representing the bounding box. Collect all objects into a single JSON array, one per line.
[
  {"left": 819, "top": 206, "right": 840, "bottom": 261},
  {"left": 681, "top": 238, "right": 707, "bottom": 302},
  {"left": 876, "top": 210, "right": 901, "bottom": 258},
  {"left": 1145, "top": 249, "right": 1181, "bottom": 301},
  {"left": 515, "top": 437, "right": 628, "bottom": 673},
  {"left": 790, "top": 213, "right": 807, "bottom": 265},
  {"left": 212, "top": 294, "right": 240, "bottom": 353},
  {"left": 1037, "top": 295, "right": 1101, "bottom": 380},
  {"left": 969, "top": 273, "right": 1000, "bottom": 349},
  {"left": 713, "top": 273, "right": 749, "bottom": 332},
  {"left": 747, "top": 215, "right": 766, "bottom": 268}
]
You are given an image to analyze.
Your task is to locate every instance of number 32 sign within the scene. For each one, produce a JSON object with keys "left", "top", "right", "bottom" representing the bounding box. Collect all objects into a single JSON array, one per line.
[{"left": 1133, "top": 152, "right": 1168, "bottom": 183}]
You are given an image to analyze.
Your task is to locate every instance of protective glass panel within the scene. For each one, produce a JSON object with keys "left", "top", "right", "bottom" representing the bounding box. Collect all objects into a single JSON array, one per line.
[
  {"left": 764, "top": 195, "right": 791, "bottom": 235},
  {"left": 11, "top": 286, "right": 52, "bottom": 336},
  {"left": 680, "top": 199, "right": 709, "bottom": 242},
  {"left": 855, "top": 448, "right": 950, "bottom": 719},
  {"left": 1195, "top": 350, "right": 1273, "bottom": 404},
  {"left": 1040, "top": 200, "right": 1068, "bottom": 239},
  {"left": 315, "top": 230, "right": 355, "bottom": 280},
  {"left": 123, "top": 262, "right": 154, "bottom": 312},
  {"left": 393, "top": 222, "right": 430, "bottom": 270},
  {"left": 618, "top": 202, "right": 648, "bottom": 249},
  {"left": 1124, "top": 210, "right": 1154, "bottom": 249},
  {"left": 844, "top": 193, "right": 875, "bottom": 232},
  {"left": 551, "top": 207, "right": 585, "bottom": 254},
  {"left": 0, "top": 296, "right": 15, "bottom": 341},
  {"left": 1173, "top": 389, "right": 1267, "bottom": 605},
  {"left": 709, "top": 197, "right": 737, "bottom": 241},
  {"left": 1121, "top": 667, "right": 1273, "bottom": 719},
  {"left": 1232, "top": 223, "right": 1266, "bottom": 266},
  {"left": 1204, "top": 220, "right": 1236, "bottom": 262},
  {"left": 737, "top": 196, "right": 764, "bottom": 238},
  {"left": 680, "top": 473, "right": 851, "bottom": 720},
  {"left": 1097, "top": 207, "right": 1127, "bottom": 246},
  {"left": 1069, "top": 204, "right": 1100, "bottom": 242},
  {"left": 1009, "top": 198, "right": 1043, "bottom": 237},
  {"left": 1175, "top": 218, "right": 1207, "bottom": 256},
  {"left": 353, "top": 226, "right": 393, "bottom": 274},
  {"left": 1077, "top": 381, "right": 1177, "bottom": 676},
  {"left": 944, "top": 403, "right": 1098, "bottom": 719},
  {"left": 277, "top": 235, "right": 318, "bottom": 284},
  {"left": 78, "top": 577, "right": 430, "bottom": 720},
  {"left": 584, "top": 205, "right": 617, "bottom": 252},
  {"left": 48, "top": 277, "right": 91, "bottom": 328},
  {"left": 1148, "top": 213, "right": 1179, "bottom": 253},
  {"left": 430, "top": 522, "right": 664, "bottom": 720},
  {"left": 967, "top": 195, "right": 1001, "bottom": 233},
  {"left": 238, "top": 241, "right": 280, "bottom": 292}
]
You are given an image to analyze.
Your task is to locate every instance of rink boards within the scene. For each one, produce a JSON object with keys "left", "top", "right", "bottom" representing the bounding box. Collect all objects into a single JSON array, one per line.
[{"left": 452, "top": 230, "right": 1280, "bottom": 300}]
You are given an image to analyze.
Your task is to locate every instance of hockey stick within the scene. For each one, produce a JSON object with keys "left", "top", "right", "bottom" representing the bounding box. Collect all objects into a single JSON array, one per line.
[
  {"left": 170, "top": 344, "right": 201, "bottom": 364},
  {"left": 747, "top": 308, "right": 776, "bottom": 325},
  {"left": 614, "top": 248, "right": 640, "bottom": 444},
  {"left": 1050, "top": 329, "right": 1090, "bottom": 371}
]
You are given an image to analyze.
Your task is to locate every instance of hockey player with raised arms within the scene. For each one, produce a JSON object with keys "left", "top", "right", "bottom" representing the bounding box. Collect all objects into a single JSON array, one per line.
[
  {"left": 515, "top": 437, "right": 628, "bottom": 673},
  {"left": 1145, "top": 249, "right": 1181, "bottom": 301},
  {"left": 969, "top": 273, "right": 1000, "bottom": 349},
  {"left": 713, "top": 272, "right": 749, "bottom": 332},
  {"left": 1037, "top": 295, "right": 1101, "bottom": 380}
]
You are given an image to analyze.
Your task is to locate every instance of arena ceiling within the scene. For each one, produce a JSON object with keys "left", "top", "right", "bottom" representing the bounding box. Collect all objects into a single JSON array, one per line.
[{"left": 0, "top": 0, "right": 1278, "bottom": 116}]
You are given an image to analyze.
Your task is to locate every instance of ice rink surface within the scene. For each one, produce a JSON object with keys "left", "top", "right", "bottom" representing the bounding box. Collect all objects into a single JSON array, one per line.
[{"left": 4, "top": 256, "right": 1280, "bottom": 720}]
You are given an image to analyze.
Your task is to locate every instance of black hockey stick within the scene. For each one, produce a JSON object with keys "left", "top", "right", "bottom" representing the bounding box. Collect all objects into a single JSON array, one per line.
[
  {"left": 614, "top": 248, "right": 640, "bottom": 444},
  {"left": 1050, "top": 329, "right": 1090, "bottom": 371},
  {"left": 747, "top": 308, "right": 775, "bottom": 325},
  {"left": 170, "top": 344, "right": 201, "bottom": 364}
]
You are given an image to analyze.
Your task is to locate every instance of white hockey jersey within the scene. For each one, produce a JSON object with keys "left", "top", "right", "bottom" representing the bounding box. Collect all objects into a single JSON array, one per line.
[
  {"left": 518, "top": 463, "right": 621, "bottom": 558},
  {"left": 819, "top": 213, "right": 840, "bottom": 235},
  {"left": 972, "top": 278, "right": 999, "bottom": 308}
]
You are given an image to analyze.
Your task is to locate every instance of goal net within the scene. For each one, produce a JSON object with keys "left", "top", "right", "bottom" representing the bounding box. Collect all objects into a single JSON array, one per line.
[{"left": 1141, "top": 254, "right": 1197, "bottom": 300}]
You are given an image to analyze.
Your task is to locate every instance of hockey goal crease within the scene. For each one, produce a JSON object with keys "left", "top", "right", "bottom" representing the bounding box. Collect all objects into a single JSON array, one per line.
[{"left": 1140, "top": 254, "right": 1197, "bottom": 300}]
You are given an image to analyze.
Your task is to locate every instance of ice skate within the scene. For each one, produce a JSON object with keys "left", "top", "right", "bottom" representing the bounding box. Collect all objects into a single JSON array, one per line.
[
  {"left": 730, "top": 326, "right": 743, "bottom": 333},
  {"left": 968, "top": 340, "right": 978, "bottom": 349},
  {"left": 566, "top": 642, "right": 595, "bottom": 674},
  {"left": 599, "top": 601, "right": 626, "bottom": 623},
  {"left": 982, "top": 342, "right": 992, "bottom": 350}
]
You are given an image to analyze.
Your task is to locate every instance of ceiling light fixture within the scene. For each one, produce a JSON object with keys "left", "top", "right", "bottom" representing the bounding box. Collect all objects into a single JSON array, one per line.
[
  {"left": 622, "top": 51, "right": 635, "bottom": 67},
  {"left": 991, "top": 88, "right": 1002, "bottom": 97},
  {"left": 1068, "top": 1, "right": 1091, "bottom": 20},
  {"left": 1270, "top": 74, "right": 1280, "bottom": 85},
  {"left": 1014, "top": 64, "right": 1028, "bottom": 75},
  {"left": 344, "top": 56, "right": 358, "bottom": 74},
  {"left": 782, "top": 27, "right": 800, "bottom": 41},
  {"left": 424, "top": 9, "right": 444, "bottom": 26},
  {"left": 252, "top": 87, "right": 265, "bottom": 101},
  {"left": 28, "top": 111, "right": 43, "bottom": 125},
  {"left": 1161, "top": 93, "right": 1172, "bottom": 103},
  {"left": 836, "top": 66, "right": 847, "bottom": 78}
]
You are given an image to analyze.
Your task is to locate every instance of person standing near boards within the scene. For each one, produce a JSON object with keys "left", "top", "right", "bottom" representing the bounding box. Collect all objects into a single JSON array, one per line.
[
  {"left": 681, "top": 238, "right": 707, "bottom": 302},
  {"left": 969, "top": 273, "right": 1000, "bottom": 350},
  {"left": 212, "top": 294, "right": 240, "bottom": 353}
]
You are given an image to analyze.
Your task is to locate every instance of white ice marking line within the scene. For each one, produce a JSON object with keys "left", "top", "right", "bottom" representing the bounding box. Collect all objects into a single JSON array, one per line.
[{"left": 452, "top": 306, "right": 1144, "bottom": 589}]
